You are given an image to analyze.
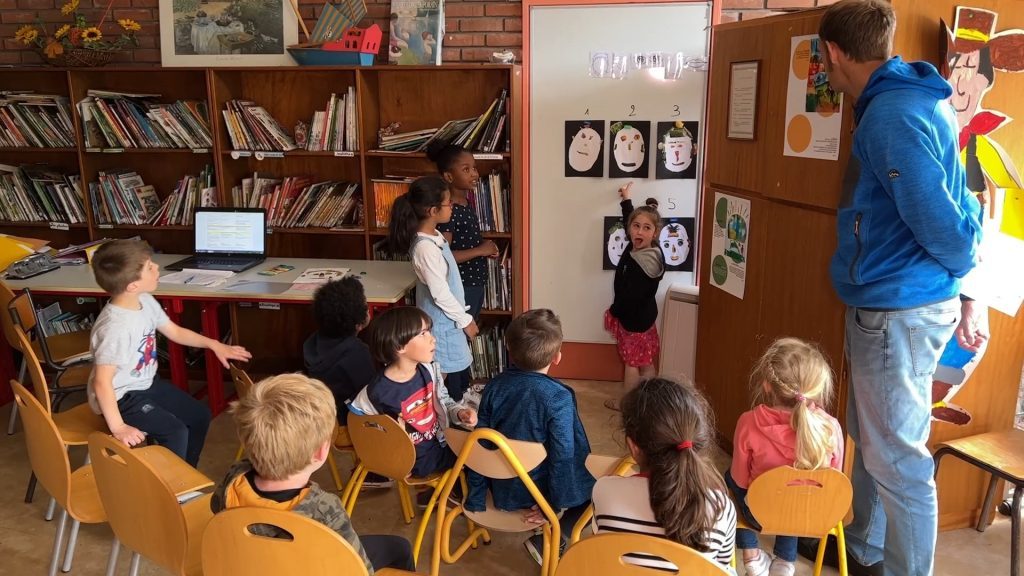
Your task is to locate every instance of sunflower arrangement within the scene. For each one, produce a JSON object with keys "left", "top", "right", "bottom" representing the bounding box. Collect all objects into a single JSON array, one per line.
[{"left": 12, "top": 0, "right": 140, "bottom": 66}]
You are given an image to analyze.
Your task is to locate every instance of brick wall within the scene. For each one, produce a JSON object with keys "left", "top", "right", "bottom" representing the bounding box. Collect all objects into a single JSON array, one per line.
[{"left": 0, "top": 0, "right": 832, "bottom": 66}]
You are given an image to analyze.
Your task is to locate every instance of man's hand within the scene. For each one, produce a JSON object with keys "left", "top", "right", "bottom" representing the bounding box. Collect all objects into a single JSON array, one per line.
[
  {"left": 955, "top": 299, "right": 989, "bottom": 353},
  {"left": 457, "top": 408, "right": 477, "bottom": 427},
  {"left": 210, "top": 341, "right": 252, "bottom": 368},
  {"left": 110, "top": 423, "right": 146, "bottom": 447}
]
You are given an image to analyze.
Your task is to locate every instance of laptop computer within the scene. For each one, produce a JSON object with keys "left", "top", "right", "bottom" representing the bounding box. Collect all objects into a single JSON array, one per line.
[{"left": 164, "top": 208, "right": 267, "bottom": 272}]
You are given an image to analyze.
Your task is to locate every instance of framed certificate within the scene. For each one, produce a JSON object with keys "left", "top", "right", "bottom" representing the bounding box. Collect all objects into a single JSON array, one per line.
[{"left": 727, "top": 60, "right": 760, "bottom": 140}]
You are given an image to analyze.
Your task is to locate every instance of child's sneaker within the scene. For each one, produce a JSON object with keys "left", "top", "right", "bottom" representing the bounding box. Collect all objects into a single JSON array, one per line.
[
  {"left": 743, "top": 549, "right": 772, "bottom": 576},
  {"left": 769, "top": 558, "right": 795, "bottom": 576},
  {"left": 361, "top": 472, "right": 394, "bottom": 489},
  {"left": 523, "top": 534, "right": 566, "bottom": 566}
]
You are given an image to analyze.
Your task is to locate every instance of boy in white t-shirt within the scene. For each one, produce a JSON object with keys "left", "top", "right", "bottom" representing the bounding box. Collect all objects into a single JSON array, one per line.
[{"left": 89, "top": 239, "right": 251, "bottom": 466}]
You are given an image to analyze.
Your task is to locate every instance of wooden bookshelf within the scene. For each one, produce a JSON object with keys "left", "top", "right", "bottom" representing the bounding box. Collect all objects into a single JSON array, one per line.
[{"left": 0, "top": 64, "right": 522, "bottom": 376}]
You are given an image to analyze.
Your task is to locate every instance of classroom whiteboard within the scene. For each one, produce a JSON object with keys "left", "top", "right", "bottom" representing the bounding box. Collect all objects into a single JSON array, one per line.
[{"left": 528, "top": 2, "right": 711, "bottom": 343}]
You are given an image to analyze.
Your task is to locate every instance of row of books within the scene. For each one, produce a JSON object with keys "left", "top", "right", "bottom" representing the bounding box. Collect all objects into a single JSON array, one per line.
[
  {"left": 78, "top": 90, "right": 213, "bottom": 150},
  {"left": 0, "top": 164, "right": 86, "bottom": 224},
  {"left": 376, "top": 126, "right": 438, "bottom": 152},
  {"left": 469, "top": 323, "right": 508, "bottom": 381},
  {"left": 470, "top": 171, "right": 510, "bottom": 233},
  {"left": 223, "top": 100, "right": 298, "bottom": 152},
  {"left": 447, "top": 88, "right": 509, "bottom": 153},
  {"left": 305, "top": 88, "right": 358, "bottom": 152},
  {"left": 37, "top": 302, "right": 95, "bottom": 338},
  {"left": 89, "top": 165, "right": 216, "bottom": 226},
  {"left": 0, "top": 92, "right": 75, "bottom": 148},
  {"left": 370, "top": 177, "right": 411, "bottom": 228},
  {"left": 232, "top": 175, "right": 361, "bottom": 228},
  {"left": 483, "top": 246, "right": 513, "bottom": 311},
  {"left": 372, "top": 238, "right": 410, "bottom": 262}
]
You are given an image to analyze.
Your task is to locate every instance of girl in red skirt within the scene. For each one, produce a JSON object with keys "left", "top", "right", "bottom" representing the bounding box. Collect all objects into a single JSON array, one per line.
[{"left": 605, "top": 182, "right": 664, "bottom": 410}]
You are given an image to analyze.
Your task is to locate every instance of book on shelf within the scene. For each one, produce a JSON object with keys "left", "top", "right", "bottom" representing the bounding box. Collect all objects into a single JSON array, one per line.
[
  {"left": 376, "top": 127, "right": 438, "bottom": 152},
  {"left": 449, "top": 88, "right": 509, "bottom": 152},
  {"left": 469, "top": 323, "right": 508, "bottom": 381},
  {"left": 470, "top": 170, "right": 510, "bottom": 233},
  {"left": 371, "top": 177, "right": 413, "bottom": 228},
  {"left": 222, "top": 100, "right": 297, "bottom": 152},
  {"left": 0, "top": 92, "right": 75, "bottom": 148},
  {"left": 36, "top": 302, "right": 95, "bottom": 338},
  {"left": 483, "top": 244, "right": 513, "bottom": 312},
  {"left": 307, "top": 87, "right": 359, "bottom": 152},
  {"left": 91, "top": 165, "right": 216, "bottom": 226},
  {"left": 0, "top": 164, "right": 86, "bottom": 224},
  {"left": 233, "top": 176, "right": 362, "bottom": 229},
  {"left": 388, "top": 0, "right": 444, "bottom": 65},
  {"left": 77, "top": 90, "right": 213, "bottom": 150},
  {"left": 373, "top": 238, "right": 410, "bottom": 262}
]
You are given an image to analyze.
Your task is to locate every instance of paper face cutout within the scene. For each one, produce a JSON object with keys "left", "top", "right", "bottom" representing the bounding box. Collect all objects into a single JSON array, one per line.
[
  {"left": 656, "top": 121, "right": 698, "bottom": 179},
  {"left": 608, "top": 121, "right": 650, "bottom": 178},
  {"left": 603, "top": 216, "right": 628, "bottom": 270},
  {"left": 565, "top": 120, "right": 605, "bottom": 177},
  {"left": 659, "top": 217, "right": 695, "bottom": 271}
]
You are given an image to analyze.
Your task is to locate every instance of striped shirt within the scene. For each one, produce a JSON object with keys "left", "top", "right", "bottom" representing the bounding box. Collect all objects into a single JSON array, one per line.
[{"left": 592, "top": 475, "right": 737, "bottom": 573}]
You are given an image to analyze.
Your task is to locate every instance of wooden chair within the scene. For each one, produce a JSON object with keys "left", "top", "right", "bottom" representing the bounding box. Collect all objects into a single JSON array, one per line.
[
  {"left": 556, "top": 533, "right": 730, "bottom": 576},
  {"left": 11, "top": 379, "right": 106, "bottom": 576},
  {"left": 201, "top": 507, "right": 420, "bottom": 576},
  {"left": 342, "top": 412, "right": 453, "bottom": 567},
  {"left": 934, "top": 430, "right": 1024, "bottom": 576},
  {"left": 228, "top": 363, "right": 347, "bottom": 492},
  {"left": 740, "top": 466, "right": 853, "bottom": 576},
  {"left": 88, "top": 431, "right": 215, "bottom": 576},
  {"left": 433, "top": 427, "right": 560, "bottom": 576},
  {"left": 570, "top": 454, "right": 637, "bottom": 543}
]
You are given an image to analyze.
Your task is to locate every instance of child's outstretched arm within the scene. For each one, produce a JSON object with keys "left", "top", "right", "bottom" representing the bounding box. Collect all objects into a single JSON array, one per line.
[
  {"left": 157, "top": 320, "right": 252, "bottom": 368},
  {"left": 619, "top": 182, "right": 635, "bottom": 220}
]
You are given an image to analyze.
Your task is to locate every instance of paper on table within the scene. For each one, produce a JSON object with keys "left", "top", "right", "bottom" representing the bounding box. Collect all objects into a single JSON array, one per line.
[
  {"left": 161, "top": 269, "right": 235, "bottom": 287},
  {"left": 293, "top": 267, "right": 350, "bottom": 283}
]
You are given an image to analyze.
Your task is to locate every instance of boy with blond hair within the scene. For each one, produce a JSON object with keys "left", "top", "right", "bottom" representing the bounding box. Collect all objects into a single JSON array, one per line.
[
  {"left": 211, "top": 373, "right": 414, "bottom": 572},
  {"left": 89, "top": 239, "right": 250, "bottom": 466}
]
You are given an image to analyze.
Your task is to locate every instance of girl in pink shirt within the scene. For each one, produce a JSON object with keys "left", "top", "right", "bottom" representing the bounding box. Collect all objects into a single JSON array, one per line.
[{"left": 725, "top": 337, "right": 844, "bottom": 576}]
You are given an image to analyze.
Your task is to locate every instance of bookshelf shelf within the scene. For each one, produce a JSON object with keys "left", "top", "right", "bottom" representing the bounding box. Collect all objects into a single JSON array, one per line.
[
  {"left": 480, "top": 231, "right": 512, "bottom": 239},
  {"left": 365, "top": 151, "right": 512, "bottom": 159},
  {"left": 480, "top": 309, "right": 513, "bottom": 317},
  {"left": 221, "top": 151, "right": 359, "bottom": 158},
  {"left": 95, "top": 224, "right": 193, "bottom": 232},
  {"left": 267, "top": 227, "right": 365, "bottom": 236},
  {"left": 0, "top": 221, "right": 89, "bottom": 229},
  {"left": 0, "top": 147, "right": 78, "bottom": 153},
  {"left": 84, "top": 148, "right": 212, "bottom": 155}
]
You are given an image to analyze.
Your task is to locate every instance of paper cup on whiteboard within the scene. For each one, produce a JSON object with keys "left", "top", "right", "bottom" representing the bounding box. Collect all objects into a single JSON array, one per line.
[{"left": 589, "top": 51, "right": 610, "bottom": 78}]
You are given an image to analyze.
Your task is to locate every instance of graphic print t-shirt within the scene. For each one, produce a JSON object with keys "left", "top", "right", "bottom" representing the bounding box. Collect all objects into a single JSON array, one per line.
[
  {"left": 366, "top": 364, "right": 450, "bottom": 477},
  {"left": 88, "top": 293, "right": 170, "bottom": 413}
]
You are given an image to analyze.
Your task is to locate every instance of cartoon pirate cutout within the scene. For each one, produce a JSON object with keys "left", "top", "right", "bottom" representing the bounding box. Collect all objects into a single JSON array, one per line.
[{"left": 932, "top": 6, "right": 1024, "bottom": 426}]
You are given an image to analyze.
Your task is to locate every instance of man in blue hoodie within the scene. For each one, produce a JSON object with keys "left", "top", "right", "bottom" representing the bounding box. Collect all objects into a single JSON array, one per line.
[{"left": 814, "top": 1, "right": 986, "bottom": 575}]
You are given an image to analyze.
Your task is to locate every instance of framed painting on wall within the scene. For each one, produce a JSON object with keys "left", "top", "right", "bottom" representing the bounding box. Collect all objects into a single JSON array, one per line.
[{"left": 159, "top": 0, "right": 298, "bottom": 66}]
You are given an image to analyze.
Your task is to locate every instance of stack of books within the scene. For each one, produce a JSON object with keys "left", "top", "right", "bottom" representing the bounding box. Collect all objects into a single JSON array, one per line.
[
  {"left": 376, "top": 127, "right": 438, "bottom": 152},
  {"left": 77, "top": 90, "right": 213, "bottom": 149},
  {"left": 483, "top": 246, "right": 513, "bottom": 311},
  {"left": 233, "top": 175, "right": 361, "bottom": 229},
  {"left": 371, "top": 177, "right": 413, "bottom": 227},
  {"left": 91, "top": 165, "right": 215, "bottom": 227},
  {"left": 306, "top": 88, "right": 359, "bottom": 152},
  {"left": 222, "top": 100, "right": 298, "bottom": 152},
  {"left": 146, "top": 166, "right": 217, "bottom": 226},
  {"left": 441, "top": 88, "right": 509, "bottom": 152},
  {"left": 0, "top": 92, "right": 75, "bottom": 148},
  {"left": 0, "top": 164, "right": 86, "bottom": 224},
  {"left": 372, "top": 238, "right": 410, "bottom": 261},
  {"left": 37, "top": 302, "right": 94, "bottom": 338},
  {"left": 470, "top": 323, "right": 508, "bottom": 380},
  {"left": 471, "top": 171, "right": 510, "bottom": 233}
]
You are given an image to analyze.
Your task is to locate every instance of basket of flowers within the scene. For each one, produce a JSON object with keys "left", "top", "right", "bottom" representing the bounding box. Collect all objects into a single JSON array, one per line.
[{"left": 12, "top": 0, "right": 141, "bottom": 67}]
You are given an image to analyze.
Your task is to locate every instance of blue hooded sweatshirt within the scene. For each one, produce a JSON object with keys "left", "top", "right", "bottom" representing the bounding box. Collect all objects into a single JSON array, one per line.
[{"left": 830, "top": 57, "right": 982, "bottom": 309}]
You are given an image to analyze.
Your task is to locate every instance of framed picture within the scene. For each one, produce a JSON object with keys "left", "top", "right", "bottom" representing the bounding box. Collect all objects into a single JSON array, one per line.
[
  {"left": 159, "top": 0, "right": 298, "bottom": 67},
  {"left": 727, "top": 60, "right": 760, "bottom": 140}
]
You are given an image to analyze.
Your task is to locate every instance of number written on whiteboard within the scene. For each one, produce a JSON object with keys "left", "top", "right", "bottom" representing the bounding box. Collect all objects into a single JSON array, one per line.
[
  {"left": 667, "top": 197, "right": 677, "bottom": 210},
  {"left": 628, "top": 105, "right": 637, "bottom": 117},
  {"left": 585, "top": 108, "right": 590, "bottom": 116},
  {"left": 671, "top": 105, "right": 680, "bottom": 117}
]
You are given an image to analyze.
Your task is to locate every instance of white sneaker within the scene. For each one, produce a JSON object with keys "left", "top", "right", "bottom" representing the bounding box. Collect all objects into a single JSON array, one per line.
[
  {"left": 768, "top": 558, "right": 795, "bottom": 576},
  {"left": 743, "top": 549, "right": 771, "bottom": 576}
]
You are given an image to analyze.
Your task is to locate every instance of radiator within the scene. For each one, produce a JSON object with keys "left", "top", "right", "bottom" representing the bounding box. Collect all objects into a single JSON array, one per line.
[{"left": 660, "top": 285, "right": 699, "bottom": 382}]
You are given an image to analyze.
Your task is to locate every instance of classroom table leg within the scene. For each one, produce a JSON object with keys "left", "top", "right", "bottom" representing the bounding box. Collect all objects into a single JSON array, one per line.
[
  {"left": 200, "top": 301, "right": 225, "bottom": 416},
  {"left": 160, "top": 298, "right": 189, "bottom": 392}
]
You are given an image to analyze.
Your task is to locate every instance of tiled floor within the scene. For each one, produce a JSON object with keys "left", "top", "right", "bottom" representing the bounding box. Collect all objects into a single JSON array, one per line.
[{"left": 0, "top": 379, "right": 1016, "bottom": 575}]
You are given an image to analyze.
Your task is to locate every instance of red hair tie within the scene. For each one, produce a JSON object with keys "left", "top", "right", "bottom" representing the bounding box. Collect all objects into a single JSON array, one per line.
[{"left": 676, "top": 441, "right": 693, "bottom": 451}]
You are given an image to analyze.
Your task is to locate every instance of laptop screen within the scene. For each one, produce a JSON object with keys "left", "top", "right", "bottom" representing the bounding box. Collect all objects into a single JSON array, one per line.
[{"left": 194, "top": 210, "right": 265, "bottom": 256}]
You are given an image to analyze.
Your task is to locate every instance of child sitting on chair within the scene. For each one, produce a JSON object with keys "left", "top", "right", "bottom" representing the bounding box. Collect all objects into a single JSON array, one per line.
[
  {"left": 211, "top": 373, "right": 414, "bottom": 573},
  {"left": 465, "top": 308, "right": 595, "bottom": 565}
]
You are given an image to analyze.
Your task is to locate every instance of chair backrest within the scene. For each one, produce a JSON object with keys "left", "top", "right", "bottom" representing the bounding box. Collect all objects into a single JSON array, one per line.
[
  {"left": 13, "top": 323, "right": 53, "bottom": 411},
  {"left": 8, "top": 290, "right": 38, "bottom": 335},
  {"left": 555, "top": 533, "right": 728, "bottom": 576},
  {"left": 228, "top": 363, "right": 254, "bottom": 401},
  {"left": 88, "top": 432, "right": 191, "bottom": 573},
  {"left": 346, "top": 412, "right": 416, "bottom": 480},
  {"left": 444, "top": 427, "right": 547, "bottom": 480},
  {"left": 745, "top": 466, "right": 853, "bottom": 538},
  {"left": 201, "top": 507, "right": 368, "bottom": 576},
  {"left": 11, "top": 379, "right": 70, "bottom": 508},
  {"left": 585, "top": 454, "right": 637, "bottom": 479},
  {"left": 0, "top": 281, "right": 20, "bottom": 349}
]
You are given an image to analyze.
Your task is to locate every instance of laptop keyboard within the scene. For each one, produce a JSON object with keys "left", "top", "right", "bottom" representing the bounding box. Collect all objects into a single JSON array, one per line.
[{"left": 196, "top": 257, "right": 241, "bottom": 266}]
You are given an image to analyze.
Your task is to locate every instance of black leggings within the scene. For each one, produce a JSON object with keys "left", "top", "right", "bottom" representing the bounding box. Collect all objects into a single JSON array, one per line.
[
  {"left": 443, "top": 368, "right": 472, "bottom": 403},
  {"left": 362, "top": 535, "right": 415, "bottom": 571}
]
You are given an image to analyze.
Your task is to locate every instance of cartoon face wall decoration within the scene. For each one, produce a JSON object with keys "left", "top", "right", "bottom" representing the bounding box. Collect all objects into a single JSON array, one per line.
[
  {"left": 656, "top": 121, "right": 699, "bottom": 180},
  {"left": 663, "top": 133, "right": 693, "bottom": 172},
  {"left": 660, "top": 223, "right": 690, "bottom": 266},
  {"left": 606, "top": 222, "right": 627, "bottom": 267},
  {"left": 564, "top": 120, "right": 605, "bottom": 177},
  {"left": 607, "top": 121, "right": 650, "bottom": 179}
]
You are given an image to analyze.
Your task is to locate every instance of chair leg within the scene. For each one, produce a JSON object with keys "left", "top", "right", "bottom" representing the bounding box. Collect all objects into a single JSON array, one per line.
[
  {"left": 344, "top": 466, "right": 368, "bottom": 515},
  {"left": 48, "top": 508, "right": 68, "bottom": 576},
  {"left": 105, "top": 539, "right": 120, "bottom": 576},
  {"left": 813, "top": 534, "right": 827, "bottom": 576},
  {"left": 46, "top": 497, "right": 56, "bottom": 521},
  {"left": 326, "top": 450, "right": 344, "bottom": 492},
  {"left": 25, "top": 472, "right": 37, "bottom": 503},
  {"left": 836, "top": 523, "right": 848, "bottom": 576},
  {"left": 128, "top": 552, "right": 141, "bottom": 576},
  {"left": 60, "top": 519, "right": 81, "bottom": 572},
  {"left": 977, "top": 473, "right": 1000, "bottom": 533},
  {"left": 412, "top": 474, "right": 448, "bottom": 568},
  {"left": 6, "top": 401, "right": 19, "bottom": 435},
  {"left": 1011, "top": 486, "right": 1021, "bottom": 576},
  {"left": 234, "top": 445, "right": 244, "bottom": 462}
]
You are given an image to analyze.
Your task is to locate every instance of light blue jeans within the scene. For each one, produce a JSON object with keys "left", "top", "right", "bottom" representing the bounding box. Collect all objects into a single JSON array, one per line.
[{"left": 844, "top": 298, "right": 959, "bottom": 576}]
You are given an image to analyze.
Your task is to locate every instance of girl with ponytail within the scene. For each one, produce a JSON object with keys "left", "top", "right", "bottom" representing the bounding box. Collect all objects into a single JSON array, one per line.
[
  {"left": 387, "top": 176, "right": 478, "bottom": 402},
  {"left": 591, "top": 377, "right": 737, "bottom": 572},
  {"left": 726, "top": 337, "right": 843, "bottom": 576}
]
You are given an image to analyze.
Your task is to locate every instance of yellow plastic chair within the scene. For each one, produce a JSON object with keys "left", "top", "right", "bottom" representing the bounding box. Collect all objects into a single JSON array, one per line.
[
  {"left": 556, "top": 532, "right": 730, "bottom": 575},
  {"left": 570, "top": 454, "right": 637, "bottom": 544},
  {"left": 739, "top": 466, "right": 853, "bottom": 576},
  {"left": 433, "top": 427, "right": 560, "bottom": 576},
  {"left": 342, "top": 412, "right": 453, "bottom": 567},
  {"left": 11, "top": 379, "right": 106, "bottom": 576},
  {"left": 88, "top": 432, "right": 214, "bottom": 576},
  {"left": 201, "top": 507, "right": 421, "bottom": 576},
  {"left": 229, "top": 363, "right": 347, "bottom": 492}
]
